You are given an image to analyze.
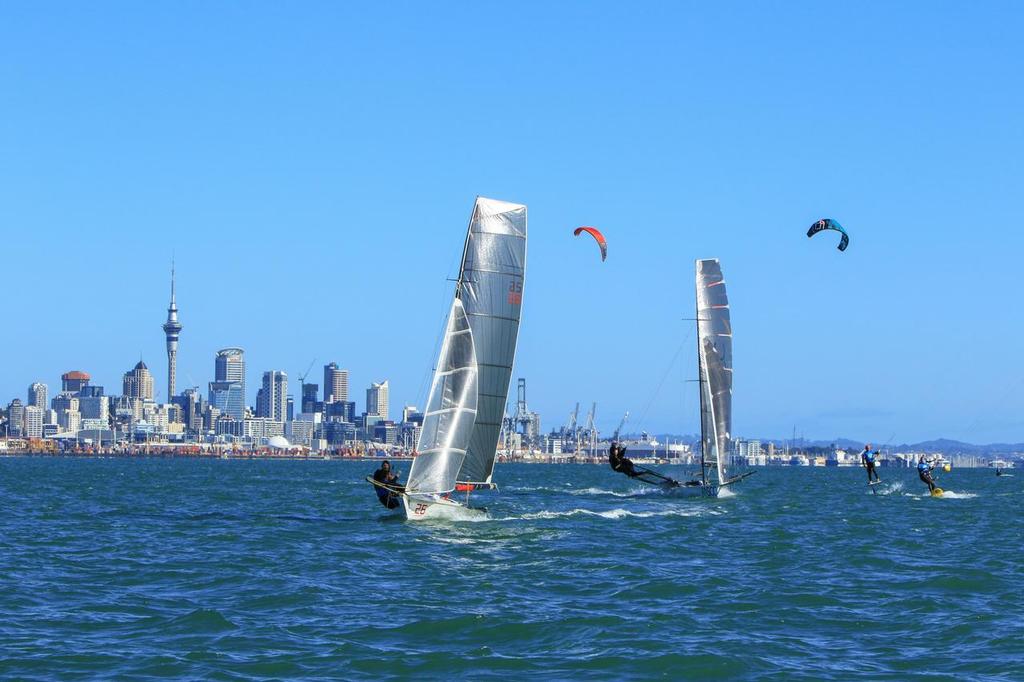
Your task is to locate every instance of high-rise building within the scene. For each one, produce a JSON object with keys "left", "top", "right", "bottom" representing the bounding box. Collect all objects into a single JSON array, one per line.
[
  {"left": 301, "top": 383, "right": 319, "bottom": 414},
  {"left": 286, "top": 397, "right": 294, "bottom": 423},
  {"left": 210, "top": 348, "right": 245, "bottom": 420},
  {"left": 323, "top": 363, "right": 348, "bottom": 403},
  {"left": 28, "top": 382, "right": 48, "bottom": 409},
  {"left": 6, "top": 399, "right": 25, "bottom": 437},
  {"left": 366, "top": 380, "right": 389, "bottom": 419},
  {"left": 61, "top": 370, "right": 90, "bottom": 394},
  {"left": 256, "top": 371, "right": 288, "bottom": 422},
  {"left": 79, "top": 394, "right": 109, "bottom": 423},
  {"left": 22, "top": 406, "right": 44, "bottom": 438},
  {"left": 162, "top": 260, "right": 183, "bottom": 399},
  {"left": 123, "top": 360, "right": 155, "bottom": 401}
]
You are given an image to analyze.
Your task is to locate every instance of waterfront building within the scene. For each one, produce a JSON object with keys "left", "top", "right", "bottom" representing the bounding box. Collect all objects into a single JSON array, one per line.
[
  {"left": 27, "top": 382, "right": 48, "bottom": 410},
  {"left": 59, "top": 409, "right": 81, "bottom": 433},
  {"left": 373, "top": 420, "right": 398, "bottom": 445},
  {"left": 162, "top": 261, "right": 183, "bottom": 399},
  {"left": 366, "top": 380, "right": 389, "bottom": 419},
  {"left": 7, "top": 399, "right": 25, "bottom": 437},
  {"left": 288, "top": 413, "right": 319, "bottom": 445},
  {"left": 323, "top": 420, "right": 356, "bottom": 445},
  {"left": 325, "top": 400, "right": 355, "bottom": 423},
  {"left": 51, "top": 393, "right": 79, "bottom": 420},
  {"left": 323, "top": 363, "right": 349, "bottom": 403},
  {"left": 61, "top": 370, "right": 90, "bottom": 394},
  {"left": 243, "top": 417, "right": 284, "bottom": 439},
  {"left": 256, "top": 371, "right": 288, "bottom": 422},
  {"left": 123, "top": 361, "right": 155, "bottom": 401},
  {"left": 22, "top": 406, "right": 44, "bottom": 438}
]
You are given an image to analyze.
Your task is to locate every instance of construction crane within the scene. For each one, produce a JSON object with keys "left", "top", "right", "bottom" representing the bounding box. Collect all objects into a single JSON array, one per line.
[{"left": 297, "top": 358, "right": 316, "bottom": 445}]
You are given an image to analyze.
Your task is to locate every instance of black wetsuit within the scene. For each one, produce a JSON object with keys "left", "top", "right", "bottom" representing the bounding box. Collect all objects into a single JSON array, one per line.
[
  {"left": 373, "top": 467, "right": 401, "bottom": 509},
  {"left": 917, "top": 461, "right": 936, "bottom": 492},
  {"left": 609, "top": 444, "right": 640, "bottom": 478},
  {"left": 861, "top": 449, "right": 880, "bottom": 482}
]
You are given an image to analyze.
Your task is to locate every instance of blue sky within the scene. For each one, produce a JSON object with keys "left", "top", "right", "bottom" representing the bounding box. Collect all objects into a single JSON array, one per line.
[{"left": 2, "top": 2, "right": 1022, "bottom": 443}]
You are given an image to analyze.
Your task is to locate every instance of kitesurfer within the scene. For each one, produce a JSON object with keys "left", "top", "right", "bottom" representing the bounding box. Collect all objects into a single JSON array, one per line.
[
  {"left": 861, "top": 444, "right": 881, "bottom": 483},
  {"left": 608, "top": 442, "right": 640, "bottom": 478},
  {"left": 917, "top": 455, "right": 938, "bottom": 493},
  {"left": 372, "top": 460, "right": 402, "bottom": 509}
]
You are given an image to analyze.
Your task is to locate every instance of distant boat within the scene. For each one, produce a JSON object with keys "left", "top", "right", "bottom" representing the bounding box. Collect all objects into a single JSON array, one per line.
[
  {"left": 399, "top": 197, "right": 527, "bottom": 520},
  {"left": 693, "top": 259, "right": 752, "bottom": 496}
]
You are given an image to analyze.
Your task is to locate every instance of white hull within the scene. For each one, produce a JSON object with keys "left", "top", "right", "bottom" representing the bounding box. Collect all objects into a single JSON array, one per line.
[{"left": 402, "top": 493, "right": 486, "bottom": 521}]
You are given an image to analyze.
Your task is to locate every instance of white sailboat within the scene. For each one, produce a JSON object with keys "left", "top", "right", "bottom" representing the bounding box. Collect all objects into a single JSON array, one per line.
[
  {"left": 401, "top": 197, "right": 527, "bottom": 520},
  {"left": 694, "top": 258, "right": 751, "bottom": 496}
]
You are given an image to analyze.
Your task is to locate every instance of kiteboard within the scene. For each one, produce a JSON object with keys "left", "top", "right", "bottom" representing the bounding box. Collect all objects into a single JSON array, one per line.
[
  {"left": 930, "top": 487, "right": 944, "bottom": 498},
  {"left": 868, "top": 480, "right": 884, "bottom": 486}
]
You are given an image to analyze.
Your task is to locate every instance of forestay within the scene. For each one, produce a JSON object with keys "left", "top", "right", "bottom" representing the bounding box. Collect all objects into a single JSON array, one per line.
[
  {"left": 406, "top": 299, "right": 479, "bottom": 495},
  {"left": 455, "top": 197, "right": 527, "bottom": 486},
  {"left": 696, "top": 259, "right": 732, "bottom": 485}
]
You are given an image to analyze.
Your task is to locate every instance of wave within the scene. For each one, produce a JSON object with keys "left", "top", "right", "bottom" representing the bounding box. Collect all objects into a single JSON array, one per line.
[{"left": 509, "top": 507, "right": 708, "bottom": 521}]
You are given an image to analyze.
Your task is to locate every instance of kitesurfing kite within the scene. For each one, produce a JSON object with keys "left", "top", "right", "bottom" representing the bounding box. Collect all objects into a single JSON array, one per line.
[
  {"left": 574, "top": 226, "right": 607, "bottom": 261},
  {"left": 807, "top": 218, "right": 849, "bottom": 252}
]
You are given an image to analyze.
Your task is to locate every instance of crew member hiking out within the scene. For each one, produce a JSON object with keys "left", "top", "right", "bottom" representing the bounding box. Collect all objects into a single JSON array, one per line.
[
  {"left": 917, "top": 455, "right": 937, "bottom": 493},
  {"left": 608, "top": 442, "right": 640, "bottom": 478},
  {"left": 861, "top": 444, "right": 881, "bottom": 483},
  {"left": 372, "top": 460, "right": 402, "bottom": 509}
]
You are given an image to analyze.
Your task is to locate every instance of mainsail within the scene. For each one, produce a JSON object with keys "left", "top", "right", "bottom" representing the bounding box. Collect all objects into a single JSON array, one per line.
[
  {"left": 696, "top": 259, "right": 732, "bottom": 486},
  {"left": 405, "top": 299, "right": 479, "bottom": 495},
  {"left": 455, "top": 197, "right": 527, "bottom": 485}
]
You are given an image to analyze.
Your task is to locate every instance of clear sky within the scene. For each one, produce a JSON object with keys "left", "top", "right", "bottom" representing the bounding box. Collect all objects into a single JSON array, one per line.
[{"left": 2, "top": 2, "right": 1022, "bottom": 443}]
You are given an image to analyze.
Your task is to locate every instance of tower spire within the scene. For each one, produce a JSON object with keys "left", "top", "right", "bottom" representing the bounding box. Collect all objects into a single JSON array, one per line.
[{"left": 163, "top": 259, "right": 183, "bottom": 400}]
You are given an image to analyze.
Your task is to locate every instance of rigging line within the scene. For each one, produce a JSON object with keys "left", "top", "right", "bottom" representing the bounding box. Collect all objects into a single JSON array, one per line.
[
  {"left": 634, "top": 329, "right": 692, "bottom": 435},
  {"left": 960, "top": 376, "right": 1024, "bottom": 438}
]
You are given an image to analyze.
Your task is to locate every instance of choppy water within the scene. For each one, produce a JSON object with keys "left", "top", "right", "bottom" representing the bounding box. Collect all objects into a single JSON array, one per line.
[{"left": 1, "top": 458, "right": 1021, "bottom": 680}]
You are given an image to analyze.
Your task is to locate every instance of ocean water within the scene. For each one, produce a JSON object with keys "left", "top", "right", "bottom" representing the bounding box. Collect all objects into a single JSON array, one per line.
[{"left": 1, "top": 458, "right": 1021, "bottom": 680}]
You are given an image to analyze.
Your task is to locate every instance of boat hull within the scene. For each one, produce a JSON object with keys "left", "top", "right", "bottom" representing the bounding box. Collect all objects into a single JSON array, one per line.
[{"left": 402, "top": 493, "right": 486, "bottom": 521}]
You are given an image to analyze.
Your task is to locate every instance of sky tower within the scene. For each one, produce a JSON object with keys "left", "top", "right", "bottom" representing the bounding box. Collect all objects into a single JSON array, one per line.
[{"left": 162, "top": 260, "right": 183, "bottom": 400}]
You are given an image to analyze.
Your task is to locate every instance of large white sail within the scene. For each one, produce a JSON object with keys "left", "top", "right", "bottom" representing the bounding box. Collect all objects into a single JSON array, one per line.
[
  {"left": 454, "top": 197, "right": 527, "bottom": 486},
  {"left": 405, "top": 298, "right": 479, "bottom": 495},
  {"left": 696, "top": 259, "right": 732, "bottom": 486}
]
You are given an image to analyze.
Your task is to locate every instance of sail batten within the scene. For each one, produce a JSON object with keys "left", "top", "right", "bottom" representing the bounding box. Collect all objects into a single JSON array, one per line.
[
  {"left": 696, "top": 259, "right": 732, "bottom": 487},
  {"left": 454, "top": 197, "right": 527, "bottom": 485}
]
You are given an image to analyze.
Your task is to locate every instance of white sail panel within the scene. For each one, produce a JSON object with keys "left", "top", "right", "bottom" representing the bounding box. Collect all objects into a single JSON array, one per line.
[
  {"left": 455, "top": 197, "right": 527, "bottom": 485},
  {"left": 406, "top": 299, "right": 479, "bottom": 495},
  {"left": 696, "top": 259, "right": 732, "bottom": 485}
]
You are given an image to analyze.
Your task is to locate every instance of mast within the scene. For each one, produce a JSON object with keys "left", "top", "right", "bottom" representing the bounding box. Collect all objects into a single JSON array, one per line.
[{"left": 695, "top": 282, "right": 708, "bottom": 486}]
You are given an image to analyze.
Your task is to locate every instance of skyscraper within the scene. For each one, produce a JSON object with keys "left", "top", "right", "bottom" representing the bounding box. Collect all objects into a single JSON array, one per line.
[
  {"left": 256, "top": 370, "right": 288, "bottom": 422},
  {"left": 366, "top": 380, "right": 389, "bottom": 419},
  {"left": 27, "top": 382, "right": 48, "bottom": 409},
  {"left": 210, "top": 348, "right": 245, "bottom": 420},
  {"left": 22, "top": 405, "right": 43, "bottom": 439},
  {"left": 61, "top": 371, "right": 90, "bottom": 394},
  {"left": 123, "top": 361, "right": 155, "bottom": 401},
  {"left": 323, "top": 363, "right": 348, "bottom": 403},
  {"left": 301, "top": 383, "right": 319, "bottom": 414},
  {"left": 6, "top": 399, "right": 25, "bottom": 437},
  {"left": 162, "top": 260, "right": 183, "bottom": 400}
]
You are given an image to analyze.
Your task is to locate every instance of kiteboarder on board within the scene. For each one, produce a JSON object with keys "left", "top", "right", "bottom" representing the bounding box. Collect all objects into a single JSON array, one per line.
[
  {"left": 917, "top": 455, "right": 938, "bottom": 493},
  {"left": 861, "top": 444, "right": 881, "bottom": 483},
  {"left": 608, "top": 442, "right": 640, "bottom": 478},
  {"left": 371, "top": 460, "right": 403, "bottom": 509}
]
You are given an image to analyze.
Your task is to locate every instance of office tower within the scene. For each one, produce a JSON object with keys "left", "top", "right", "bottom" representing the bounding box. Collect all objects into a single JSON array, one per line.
[
  {"left": 22, "top": 406, "right": 44, "bottom": 439},
  {"left": 79, "top": 385, "right": 104, "bottom": 398},
  {"left": 301, "top": 383, "right": 319, "bottom": 414},
  {"left": 162, "top": 261, "right": 183, "bottom": 399},
  {"left": 286, "top": 397, "right": 294, "bottom": 423},
  {"left": 61, "top": 371, "right": 90, "bottom": 394},
  {"left": 256, "top": 370, "right": 288, "bottom": 422},
  {"left": 7, "top": 399, "right": 25, "bottom": 437},
  {"left": 210, "top": 348, "right": 245, "bottom": 420},
  {"left": 323, "top": 362, "right": 348, "bottom": 403},
  {"left": 123, "top": 360, "right": 155, "bottom": 401},
  {"left": 27, "top": 382, "right": 48, "bottom": 409},
  {"left": 78, "top": 394, "right": 109, "bottom": 423},
  {"left": 366, "top": 380, "right": 389, "bottom": 419}
]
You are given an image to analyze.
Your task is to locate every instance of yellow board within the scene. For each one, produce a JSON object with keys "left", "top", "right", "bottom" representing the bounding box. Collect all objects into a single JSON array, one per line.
[{"left": 931, "top": 488, "right": 944, "bottom": 497}]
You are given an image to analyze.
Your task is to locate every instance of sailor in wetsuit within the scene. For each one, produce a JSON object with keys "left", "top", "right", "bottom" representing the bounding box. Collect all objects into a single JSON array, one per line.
[
  {"left": 609, "top": 442, "right": 640, "bottom": 478},
  {"left": 917, "top": 455, "right": 937, "bottom": 493},
  {"left": 861, "top": 444, "right": 881, "bottom": 483},
  {"left": 372, "top": 460, "right": 402, "bottom": 509}
]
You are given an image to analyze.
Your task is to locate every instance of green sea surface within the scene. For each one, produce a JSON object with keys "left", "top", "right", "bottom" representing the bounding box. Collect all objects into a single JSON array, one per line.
[{"left": 1, "top": 458, "right": 1021, "bottom": 680}]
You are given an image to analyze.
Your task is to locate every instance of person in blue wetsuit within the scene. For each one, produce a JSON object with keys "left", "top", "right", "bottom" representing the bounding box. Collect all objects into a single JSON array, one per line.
[
  {"left": 372, "top": 460, "right": 402, "bottom": 509},
  {"left": 917, "top": 455, "right": 937, "bottom": 493},
  {"left": 861, "top": 444, "right": 881, "bottom": 483}
]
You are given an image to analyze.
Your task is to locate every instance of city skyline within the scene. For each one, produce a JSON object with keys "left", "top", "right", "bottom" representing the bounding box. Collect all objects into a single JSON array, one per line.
[{"left": 2, "top": 4, "right": 1023, "bottom": 442}]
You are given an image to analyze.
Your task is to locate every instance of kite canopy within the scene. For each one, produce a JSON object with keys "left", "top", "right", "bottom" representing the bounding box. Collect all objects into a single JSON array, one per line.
[
  {"left": 807, "top": 218, "right": 849, "bottom": 252},
  {"left": 574, "top": 226, "right": 607, "bottom": 261}
]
